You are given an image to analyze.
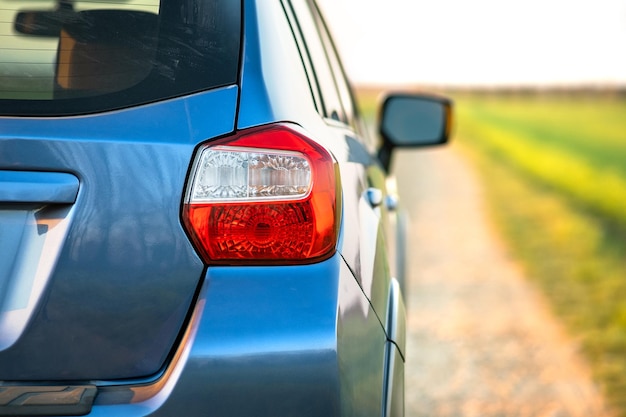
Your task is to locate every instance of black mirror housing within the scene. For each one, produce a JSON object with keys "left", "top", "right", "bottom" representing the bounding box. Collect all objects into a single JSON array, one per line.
[{"left": 377, "top": 93, "right": 453, "bottom": 171}]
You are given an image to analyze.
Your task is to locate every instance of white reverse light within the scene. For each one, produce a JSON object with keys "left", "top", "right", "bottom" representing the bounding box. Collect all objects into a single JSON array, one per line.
[{"left": 190, "top": 146, "right": 312, "bottom": 202}]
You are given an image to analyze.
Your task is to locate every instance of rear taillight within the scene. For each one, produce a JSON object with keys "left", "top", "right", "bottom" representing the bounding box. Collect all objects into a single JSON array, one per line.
[{"left": 183, "top": 124, "right": 340, "bottom": 265}]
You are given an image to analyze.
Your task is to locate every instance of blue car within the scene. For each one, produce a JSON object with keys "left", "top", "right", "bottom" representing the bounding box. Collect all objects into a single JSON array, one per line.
[{"left": 0, "top": 0, "right": 451, "bottom": 416}]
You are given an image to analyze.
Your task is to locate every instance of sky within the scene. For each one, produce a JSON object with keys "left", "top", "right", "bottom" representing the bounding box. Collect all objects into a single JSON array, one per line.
[{"left": 316, "top": 0, "right": 626, "bottom": 87}]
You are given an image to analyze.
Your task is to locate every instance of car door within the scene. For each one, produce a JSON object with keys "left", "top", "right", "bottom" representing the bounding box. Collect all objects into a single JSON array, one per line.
[
  {"left": 286, "top": 5, "right": 408, "bottom": 415},
  {"left": 286, "top": 0, "right": 398, "bottom": 341}
]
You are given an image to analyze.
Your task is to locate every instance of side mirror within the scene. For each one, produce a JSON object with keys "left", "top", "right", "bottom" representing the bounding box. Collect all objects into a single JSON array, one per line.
[{"left": 377, "top": 94, "right": 453, "bottom": 171}]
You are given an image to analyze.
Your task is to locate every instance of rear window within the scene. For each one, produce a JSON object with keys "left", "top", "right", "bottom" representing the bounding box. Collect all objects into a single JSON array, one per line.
[{"left": 0, "top": 0, "right": 241, "bottom": 116}]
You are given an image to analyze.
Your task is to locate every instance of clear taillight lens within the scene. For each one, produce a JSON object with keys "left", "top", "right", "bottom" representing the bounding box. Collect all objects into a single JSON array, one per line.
[
  {"left": 182, "top": 124, "right": 340, "bottom": 265},
  {"left": 190, "top": 146, "right": 312, "bottom": 202}
]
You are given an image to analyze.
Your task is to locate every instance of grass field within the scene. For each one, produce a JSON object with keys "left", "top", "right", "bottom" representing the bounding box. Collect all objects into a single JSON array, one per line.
[
  {"left": 453, "top": 92, "right": 626, "bottom": 416},
  {"left": 355, "top": 88, "right": 626, "bottom": 415}
]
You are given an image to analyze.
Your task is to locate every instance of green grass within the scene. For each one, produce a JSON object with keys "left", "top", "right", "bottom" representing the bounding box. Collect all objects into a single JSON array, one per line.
[
  {"left": 453, "top": 92, "right": 626, "bottom": 416},
  {"left": 457, "top": 95, "right": 626, "bottom": 230},
  {"left": 354, "top": 87, "right": 626, "bottom": 414}
]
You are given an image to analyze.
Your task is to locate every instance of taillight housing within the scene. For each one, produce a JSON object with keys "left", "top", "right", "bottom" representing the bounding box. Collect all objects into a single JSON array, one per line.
[{"left": 182, "top": 124, "right": 340, "bottom": 265}]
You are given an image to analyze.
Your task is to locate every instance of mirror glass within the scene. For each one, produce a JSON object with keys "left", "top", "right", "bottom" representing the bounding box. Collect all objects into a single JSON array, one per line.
[{"left": 381, "top": 96, "right": 447, "bottom": 146}]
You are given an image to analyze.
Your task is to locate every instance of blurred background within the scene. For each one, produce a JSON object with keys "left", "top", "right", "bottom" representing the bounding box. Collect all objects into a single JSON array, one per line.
[
  {"left": 318, "top": 0, "right": 626, "bottom": 87},
  {"left": 317, "top": 1, "right": 626, "bottom": 416}
]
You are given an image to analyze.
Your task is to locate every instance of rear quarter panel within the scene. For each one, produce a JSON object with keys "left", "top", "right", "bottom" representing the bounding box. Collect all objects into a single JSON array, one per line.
[
  {"left": 238, "top": 0, "right": 394, "bottom": 330},
  {"left": 236, "top": 1, "right": 397, "bottom": 414}
]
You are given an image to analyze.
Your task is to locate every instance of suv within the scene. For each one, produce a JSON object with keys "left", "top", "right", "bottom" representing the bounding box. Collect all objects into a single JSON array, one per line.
[{"left": 0, "top": 0, "right": 451, "bottom": 416}]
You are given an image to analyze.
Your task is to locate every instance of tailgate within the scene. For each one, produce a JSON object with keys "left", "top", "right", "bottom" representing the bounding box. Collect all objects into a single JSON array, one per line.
[{"left": 0, "top": 87, "right": 237, "bottom": 381}]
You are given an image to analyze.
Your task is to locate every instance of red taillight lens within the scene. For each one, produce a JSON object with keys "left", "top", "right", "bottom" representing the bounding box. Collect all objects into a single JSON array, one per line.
[{"left": 183, "top": 124, "right": 340, "bottom": 265}]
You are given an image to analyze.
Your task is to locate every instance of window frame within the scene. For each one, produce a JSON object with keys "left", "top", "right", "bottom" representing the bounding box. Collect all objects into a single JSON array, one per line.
[
  {"left": 309, "top": 0, "right": 358, "bottom": 127},
  {"left": 286, "top": 0, "right": 347, "bottom": 125}
]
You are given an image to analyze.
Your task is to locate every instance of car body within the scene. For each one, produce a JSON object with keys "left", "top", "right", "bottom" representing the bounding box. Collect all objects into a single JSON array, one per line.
[{"left": 0, "top": 0, "right": 451, "bottom": 416}]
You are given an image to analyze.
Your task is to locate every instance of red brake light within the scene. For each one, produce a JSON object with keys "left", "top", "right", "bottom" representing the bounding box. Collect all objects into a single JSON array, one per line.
[{"left": 182, "top": 124, "right": 340, "bottom": 265}]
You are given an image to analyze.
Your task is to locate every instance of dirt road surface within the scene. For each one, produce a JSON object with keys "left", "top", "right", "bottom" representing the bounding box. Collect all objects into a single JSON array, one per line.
[{"left": 394, "top": 146, "right": 611, "bottom": 417}]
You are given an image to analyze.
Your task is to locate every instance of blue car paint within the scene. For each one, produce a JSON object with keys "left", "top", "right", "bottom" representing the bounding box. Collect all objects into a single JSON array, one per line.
[
  {"left": 0, "top": 0, "right": 406, "bottom": 415},
  {"left": 0, "top": 87, "right": 238, "bottom": 380},
  {"left": 237, "top": 0, "right": 397, "bottom": 340},
  {"left": 235, "top": 2, "right": 404, "bottom": 415},
  {"left": 76, "top": 254, "right": 386, "bottom": 417},
  {"left": 237, "top": 0, "right": 322, "bottom": 131},
  {"left": 0, "top": 171, "right": 79, "bottom": 204},
  {"left": 0, "top": 86, "right": 237, "bottom": 146}
]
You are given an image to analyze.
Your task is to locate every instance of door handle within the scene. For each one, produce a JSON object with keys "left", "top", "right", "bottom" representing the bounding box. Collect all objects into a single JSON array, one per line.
[
  {"left": 0, "top": 170, "right": 79, "bottom": 204},
  {"left": 385, "top": 194, "right": 399, "bottom": 212},
  {"left": 365, "top": 187, "right": 383, "bottom": 208}
]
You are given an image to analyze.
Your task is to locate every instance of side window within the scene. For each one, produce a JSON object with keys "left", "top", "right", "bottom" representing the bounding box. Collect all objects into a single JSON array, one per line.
[
  {"left": 309, "top": 1, "right": 356, "bottom": 125},
  {"left": 281, "top": 1, "right": 323, "bottom": 114},
  {"left": 288, "top": 0, "right": 346, "bottom": 124}
]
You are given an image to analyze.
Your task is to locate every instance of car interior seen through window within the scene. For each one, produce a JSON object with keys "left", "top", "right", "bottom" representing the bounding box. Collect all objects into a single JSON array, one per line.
[{"left": 0, "top": 0, "right": 240, "bottom": 116}]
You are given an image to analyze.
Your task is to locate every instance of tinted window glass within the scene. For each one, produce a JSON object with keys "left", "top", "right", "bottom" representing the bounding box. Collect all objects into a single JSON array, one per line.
[
  {"left": 281, "top": 1, "right": 322, "bottom": 114},
  {"left": 310, "top": 2, "right": 355, "bottom": 124},
  {"left": 0, "top": 0, "right": 241, "bottom": 116},
  {"left": 289, "top": 0, "right": 345, "bottom": 123}
]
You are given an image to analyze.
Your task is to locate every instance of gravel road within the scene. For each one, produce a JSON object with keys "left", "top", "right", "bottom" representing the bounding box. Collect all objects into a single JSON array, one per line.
[{"left": 393, "top": 146, "right": 611, "bottom": 417}]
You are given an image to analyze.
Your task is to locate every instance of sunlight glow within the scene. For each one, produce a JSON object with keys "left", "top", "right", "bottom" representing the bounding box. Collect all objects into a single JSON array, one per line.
[{"left": 317, "top": 0, "right": 626, "bottom": 87}]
